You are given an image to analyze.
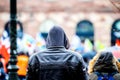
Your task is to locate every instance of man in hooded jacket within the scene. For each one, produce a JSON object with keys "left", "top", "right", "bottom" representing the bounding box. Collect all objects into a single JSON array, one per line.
[{"left": 26, "top": 26, "right": 88, "bottom": 80}]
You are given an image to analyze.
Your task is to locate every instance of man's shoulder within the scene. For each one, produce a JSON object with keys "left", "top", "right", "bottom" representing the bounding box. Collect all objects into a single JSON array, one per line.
[
  {"left": 31, "top": 49, "right": 83, "bottom": 59},
  {"left": 29, "top": 50, "right": 45, "bottom": 58},
  {"left": 66, "top": 50, "right": 79, "bottom": 54},
  {"left": 66, "top": 50, "right": 83, "bottom": 59}
]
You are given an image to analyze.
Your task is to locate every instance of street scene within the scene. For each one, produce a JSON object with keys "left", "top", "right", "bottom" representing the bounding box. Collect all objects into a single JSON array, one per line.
[{"left": 0, "top": 0, "right": 120, "bottom": 80}]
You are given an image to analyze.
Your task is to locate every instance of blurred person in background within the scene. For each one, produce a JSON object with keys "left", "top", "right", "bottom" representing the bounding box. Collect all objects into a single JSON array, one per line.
[
  {"left": 0, "top": 20, "right": 35, "bottom": 74},
  {"left": 81, "top": 38, "right": 96, "bottom": 66},
  {"left": 0, "top": 55, "right": 6, "bottom": 80},
  {"left": 2, "top": 20, "right": 46, "bottom": 56},
  {"left": 23, "top": 18, "right": 46, "bottom": 56},
  {"left": 26, "top": 26, "right": 88, "bottom": 80},
  {"left": 70, "top": 35, "right": 84, "bottom": 53},
  {"left": 2, "top": 20, "right": 37, "bottom": 79},
  {"left": 2, "top": 20, "right": 35, "bottom": 56},
  {"left": 0, "top": 27, "right": 9, "bottom": 73},
  {"left": 88, "top": 50, "right": 120, "bottom": 80},
  {"left": 70, "top": 36, "right": 96, "bottom": 66},
  {"left": 17, "top": 49, "right": 29, "bottom": 80},
  {"left": 33, "top": 32, "right": 46, "bottom": 53},
  {"left": 106, "top": 39, "right": 120, "bottom": 60},
  {"left": 107, "top": 20, "right": 120, "bottom": 61}
]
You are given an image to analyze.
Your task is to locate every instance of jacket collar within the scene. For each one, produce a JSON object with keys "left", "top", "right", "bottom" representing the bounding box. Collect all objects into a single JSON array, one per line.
[{"left": 47, "top": 46, "right": 66, "bottom": 50}]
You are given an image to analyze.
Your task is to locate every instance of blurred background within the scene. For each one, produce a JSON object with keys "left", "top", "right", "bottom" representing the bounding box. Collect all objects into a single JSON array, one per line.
[
  {"left": 0, "top": 0, "right": 120, "bottom": 79},
  {"left": 0, "top": 0, "right": 120, "bottom": 47}
]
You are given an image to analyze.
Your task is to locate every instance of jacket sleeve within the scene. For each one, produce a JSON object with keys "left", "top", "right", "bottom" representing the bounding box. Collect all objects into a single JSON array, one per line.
[
  {"left": 75, "top": 53, "right": 89, "bottom": 80},
  {"left": 78, "top": 57, "right": 89, "bottom": 80},
  {"left": 26, "top": 55, "right": 39, "bottom": 80}
]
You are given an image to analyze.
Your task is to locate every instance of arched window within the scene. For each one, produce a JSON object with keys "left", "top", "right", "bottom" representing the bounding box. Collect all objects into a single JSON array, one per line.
[
  {"left": 39, "top": 19, "right": 57, "bottom": 40},
  {"left": 76, "top": 20, "right": 94, "bottom": 44},
  {"left": 111, "top": 19, "right": 120, "bottom": 46},
  {"left": 3, "top": 20, "right": 23, "bottom": 39}
]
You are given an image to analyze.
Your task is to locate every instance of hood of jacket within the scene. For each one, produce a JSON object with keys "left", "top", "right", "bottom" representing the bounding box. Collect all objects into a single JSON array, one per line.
[
  {"left": 93, "top": 51, "right": 118, "bottom": 72},
  {"left": 46, "top": 26, "right": 70, "bottom": 49}
]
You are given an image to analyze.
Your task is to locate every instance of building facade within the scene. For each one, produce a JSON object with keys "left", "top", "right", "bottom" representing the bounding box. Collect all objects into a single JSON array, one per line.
[{"left": 0, "top": 0, "right": 120, "bottom": 47}]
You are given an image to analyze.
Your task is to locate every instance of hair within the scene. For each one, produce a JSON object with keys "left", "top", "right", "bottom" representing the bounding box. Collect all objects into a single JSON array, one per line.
[{"left": 88, "top": 50, "right": 120, "bottom": 74}]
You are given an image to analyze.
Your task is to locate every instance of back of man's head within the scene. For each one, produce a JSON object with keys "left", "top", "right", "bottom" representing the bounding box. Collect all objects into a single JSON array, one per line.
[{"left": 46, "top": 26, "right": 69, "bottom": 49}]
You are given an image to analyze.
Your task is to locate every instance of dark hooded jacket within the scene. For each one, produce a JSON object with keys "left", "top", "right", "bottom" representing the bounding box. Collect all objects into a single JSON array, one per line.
[
  {"left": 89, "top": 51, "right": 120, "bottom": 80},
  {"left": 93, "top": 51, "right": 118, "bottom": 73},
  {"left": 26, "top": 26, "right": 88, "bottom": 80}
]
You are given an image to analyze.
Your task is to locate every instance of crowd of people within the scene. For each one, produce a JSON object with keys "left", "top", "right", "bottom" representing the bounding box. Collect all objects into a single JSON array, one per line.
[
  {"left": 0, "top": 21, "right": 120, "bottom": 80},
  {"left": 0, "top": 21, "right": 46, "bottom": 80}
]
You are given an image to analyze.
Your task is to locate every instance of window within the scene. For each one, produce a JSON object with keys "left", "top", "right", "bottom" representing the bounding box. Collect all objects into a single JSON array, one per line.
[
  {"left": 111, "top": 19, "right": 120, "bottom": 46},
  {"left": 76, "top": 20, "right": 94, "bottom": 44}
]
